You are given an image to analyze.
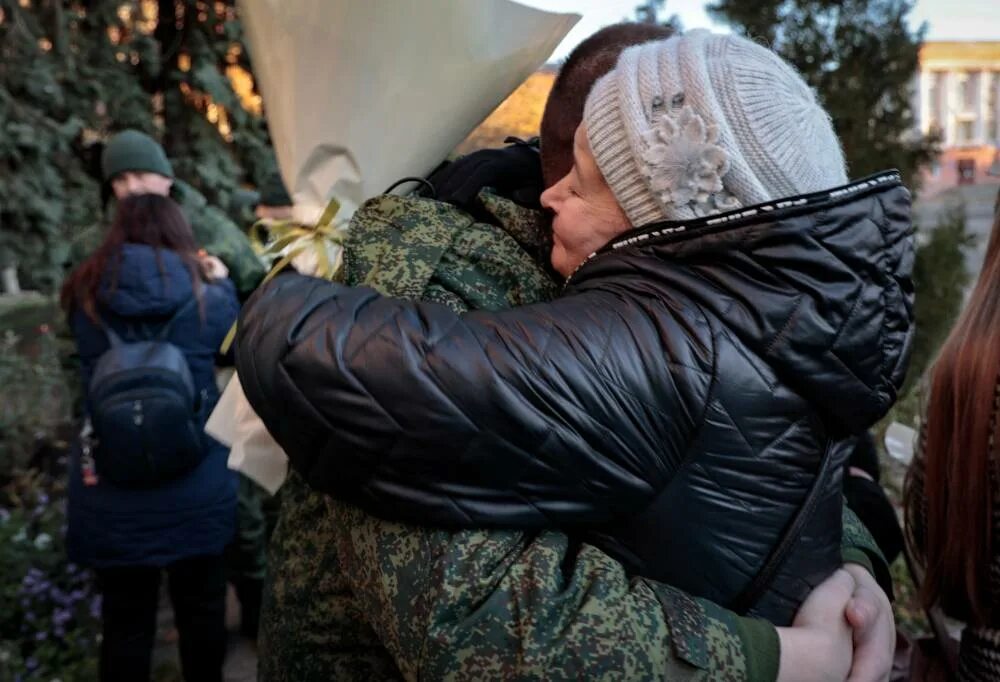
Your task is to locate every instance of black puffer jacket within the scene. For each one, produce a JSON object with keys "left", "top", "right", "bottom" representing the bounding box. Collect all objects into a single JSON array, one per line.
[{"left": 237, "top": 172, "right": 913, "bottom": 624}]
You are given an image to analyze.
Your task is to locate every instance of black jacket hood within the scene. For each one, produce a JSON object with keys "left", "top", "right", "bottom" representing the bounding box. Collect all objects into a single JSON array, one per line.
[{"left": 569, "top": 171, "right": 914, "bottom": 435}]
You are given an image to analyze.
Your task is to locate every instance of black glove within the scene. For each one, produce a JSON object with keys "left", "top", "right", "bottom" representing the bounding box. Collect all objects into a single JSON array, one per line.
[{"left": 425, "top": 138, "right": 544, "bottom": 210}]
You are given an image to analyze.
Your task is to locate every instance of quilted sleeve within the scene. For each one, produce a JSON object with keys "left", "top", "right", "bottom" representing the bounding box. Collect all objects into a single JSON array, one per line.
[{"left": 235, "top": 272, "right": 714, "bottom": 529}]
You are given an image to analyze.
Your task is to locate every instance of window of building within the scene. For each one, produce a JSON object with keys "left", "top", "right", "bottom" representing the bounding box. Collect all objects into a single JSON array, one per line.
[
  {"left": 928, "top": 71, "right": 945, "bottom": 131},
  {"left": 957, "top": 158, "right": 976, "bottom": 185},
  {"left": 956, "top": 119, "right": 975, "bottom": 144},
  {"left": 957, "top": 71, "right": 979, "bottom": 113}
]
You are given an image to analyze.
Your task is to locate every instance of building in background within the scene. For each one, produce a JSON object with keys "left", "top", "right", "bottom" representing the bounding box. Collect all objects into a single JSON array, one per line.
[{"left": 915, "top": 41, "right": 1000, "bottom": 195}]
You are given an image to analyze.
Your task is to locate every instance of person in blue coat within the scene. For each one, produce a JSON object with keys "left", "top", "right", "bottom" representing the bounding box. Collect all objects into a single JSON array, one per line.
[{"left": 60, "top": 193, "right": 239, "bottom": 682}]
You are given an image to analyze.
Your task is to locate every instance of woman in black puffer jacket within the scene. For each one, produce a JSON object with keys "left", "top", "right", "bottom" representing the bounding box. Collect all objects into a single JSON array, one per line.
[{"left": 236, "top": 31, "right": 913, "bottom": 627}]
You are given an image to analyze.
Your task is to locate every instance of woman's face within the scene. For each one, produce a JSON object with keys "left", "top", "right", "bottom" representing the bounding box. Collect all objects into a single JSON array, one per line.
[{"left": 541, "top": 124, "right": 631, "bottom": 278}]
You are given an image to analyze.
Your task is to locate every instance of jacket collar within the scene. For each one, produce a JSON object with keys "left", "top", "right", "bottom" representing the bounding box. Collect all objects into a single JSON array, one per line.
[{"left": 567, "top": 171, "right": 904, "bottom": 286}]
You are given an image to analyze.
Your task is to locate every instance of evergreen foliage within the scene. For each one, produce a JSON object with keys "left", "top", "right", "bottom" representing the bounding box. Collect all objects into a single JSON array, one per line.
[
  {"left": 632, "top": 0, "right": 682, "bottom": 31},
  {"left": 0, "top": 0, "right": 275, "bottom": 292},
  {"left": 906, "top": 202, "right": 974, "bottom": 394},
  {"left": 707, "top": 0, "right": 939, "bottom": 188}
]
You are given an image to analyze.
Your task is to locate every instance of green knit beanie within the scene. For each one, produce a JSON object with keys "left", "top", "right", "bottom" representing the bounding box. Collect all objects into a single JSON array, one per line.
[
  {"left": 258, "top": 171, "right": 292, "bottom": 207},
  {"left": 101, "top": 130, "right": 174, "bottom": 182}
]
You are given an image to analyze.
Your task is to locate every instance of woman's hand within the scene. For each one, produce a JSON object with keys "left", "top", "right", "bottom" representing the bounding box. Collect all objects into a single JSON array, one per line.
[
  {"left": 776, "top": 565, "right": 895, "bottom": 682},
  {"left": 843, "top": 562, "right": 895, "bottom": 682},
  {"left": 198, "top": 251, "right": 229, "bottom": 281},
  {"left": 776, "top": 569, "right": 855, "bottom": 682}
]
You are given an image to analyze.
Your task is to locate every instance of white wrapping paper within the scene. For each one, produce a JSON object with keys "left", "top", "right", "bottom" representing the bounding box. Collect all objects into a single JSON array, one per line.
[
  {"left": 209, "top": 0, "right": 578, "bottom": 492},
  {"left": 239, "top": 0, "right": 578, "bottom": 225}
]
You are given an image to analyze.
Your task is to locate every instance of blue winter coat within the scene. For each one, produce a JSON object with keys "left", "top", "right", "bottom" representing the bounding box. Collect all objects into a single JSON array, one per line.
[{"left": 67, "top": 244, "right": 240, "bottom": 568}]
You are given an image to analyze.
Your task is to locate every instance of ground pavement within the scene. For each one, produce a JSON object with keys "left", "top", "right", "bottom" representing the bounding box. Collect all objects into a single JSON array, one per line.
[{"left": 151, "top": 585, "right": 257, "bottom": 682}]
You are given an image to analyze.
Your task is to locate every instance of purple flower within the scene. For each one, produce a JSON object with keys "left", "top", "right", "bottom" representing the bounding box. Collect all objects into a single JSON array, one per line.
[
  {"left": 25, "top": 657, "right": 38, "bottom": 670},
  {"left": 35, "top": 631, "right": 47, "bottom": 641},
  {"left": 89, "top": 595, "right": 102, "bottom": 619},
  {"left": 53, "top": 589, "right": 74, "bottom": 607}
]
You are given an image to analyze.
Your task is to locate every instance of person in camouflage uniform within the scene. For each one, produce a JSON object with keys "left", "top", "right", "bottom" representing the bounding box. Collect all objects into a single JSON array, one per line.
[
  {"left": 255, "top": 23, "right": 895, "bottom": 682},
  {"left": 257, "top": 185, "right": 890, "bottom": 681},
  {"left": 65, "top": 130, "right": 266, "bottom": 298}
]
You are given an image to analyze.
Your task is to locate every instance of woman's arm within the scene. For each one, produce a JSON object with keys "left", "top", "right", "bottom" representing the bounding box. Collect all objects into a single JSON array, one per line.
[{"left": 236, "top": 272, "right": 713, "bottom": 528}]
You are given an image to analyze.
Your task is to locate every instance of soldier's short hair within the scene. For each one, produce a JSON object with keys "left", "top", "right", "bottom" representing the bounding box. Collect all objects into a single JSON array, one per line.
[{"left": 540, "top": 22, "right": 675, "bottom": 188}]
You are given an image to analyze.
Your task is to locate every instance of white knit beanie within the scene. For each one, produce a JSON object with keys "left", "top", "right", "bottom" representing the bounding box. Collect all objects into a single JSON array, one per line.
[{"left": 583, "top": 30, "right": 848, "bottom": 226}]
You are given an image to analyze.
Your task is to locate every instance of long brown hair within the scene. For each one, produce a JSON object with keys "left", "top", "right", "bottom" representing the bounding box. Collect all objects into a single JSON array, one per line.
[
  {"left": 61, "top": 194, "right": 204, "bottom": 323},
  {"left": 919, "top": 188, "right": 1000, "bottom": 625}
]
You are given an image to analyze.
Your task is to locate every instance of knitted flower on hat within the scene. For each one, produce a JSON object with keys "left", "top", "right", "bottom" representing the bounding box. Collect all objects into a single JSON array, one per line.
[{"left": 639, "top": 105, "right": 741, "bottom": 217}]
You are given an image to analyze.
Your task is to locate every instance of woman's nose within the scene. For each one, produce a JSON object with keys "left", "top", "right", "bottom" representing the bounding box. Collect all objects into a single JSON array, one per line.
[{"left": 540, "top": 183, "right": 559, "bottom": 211}]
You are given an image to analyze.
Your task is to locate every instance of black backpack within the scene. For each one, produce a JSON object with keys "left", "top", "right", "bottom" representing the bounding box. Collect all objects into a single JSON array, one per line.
[{"left": 86, "top": 299, "right": 208, "bottom": 487}]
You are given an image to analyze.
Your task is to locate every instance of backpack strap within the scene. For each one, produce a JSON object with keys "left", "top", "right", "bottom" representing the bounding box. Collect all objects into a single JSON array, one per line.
[
  {"left": 157, "top": 298, "right": 199, "bottom": 341},
  {"left": 96, "top": 297, "right": 198, "bottom": 346},
  {"left": 97, "top": 319, "right": 125, "bottom": 348}
]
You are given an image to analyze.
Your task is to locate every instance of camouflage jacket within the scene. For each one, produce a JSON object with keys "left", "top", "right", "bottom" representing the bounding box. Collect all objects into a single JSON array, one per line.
[
  {"left": 65, "top": 180, "right": 266, "bottom": 298},
  {"left": 259, "top": 191, "right": 887, "bottom": 682}
]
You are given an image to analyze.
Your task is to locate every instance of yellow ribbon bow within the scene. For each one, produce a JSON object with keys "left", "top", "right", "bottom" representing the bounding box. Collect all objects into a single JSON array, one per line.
[{"left": 220, "top": 198, "right": 347, "bottom": 354}]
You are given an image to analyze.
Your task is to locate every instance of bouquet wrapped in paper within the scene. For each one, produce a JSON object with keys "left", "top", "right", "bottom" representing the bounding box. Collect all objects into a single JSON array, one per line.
[{"left": 206, "top": 0, "right": 578, "bottom": 492}]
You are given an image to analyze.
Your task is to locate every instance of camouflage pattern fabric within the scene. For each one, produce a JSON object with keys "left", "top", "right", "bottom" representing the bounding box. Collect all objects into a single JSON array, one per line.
[
  {"left": 64, "top": 180, "right": 266, "bottom": 298},
  {"left": 259, "top": 190, "right": 767, "bottom": 681},
  {"left": 344, "top": 191, "right": 559, "bottom": 310},
  {"left": 334, "top": 498, "right": 751, "bottom": 681},
  {"left": 259, "top": 471, "right": 401, "bottom": 681},
  {"left": 842, "top": 503, "right": 893, "bottom": 598},
  {"left": 225, "top": 474, "right": 269, "bottom": 582}
]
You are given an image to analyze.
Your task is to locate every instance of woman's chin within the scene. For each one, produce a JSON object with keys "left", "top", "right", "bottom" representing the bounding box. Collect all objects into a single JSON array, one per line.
[{"left": 550, "top": 249, "right": 572, "bottom": 279}]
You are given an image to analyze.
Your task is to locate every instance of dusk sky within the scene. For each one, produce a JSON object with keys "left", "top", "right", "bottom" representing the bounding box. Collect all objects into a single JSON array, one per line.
[{"left": 522, "top": 0, "right": 1000, "bottom": 62}]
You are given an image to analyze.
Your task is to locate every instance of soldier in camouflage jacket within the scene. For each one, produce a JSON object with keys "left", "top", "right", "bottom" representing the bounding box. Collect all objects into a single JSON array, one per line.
[{"left": 257, "top": 186, "right": 890, "bottom": 681}]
